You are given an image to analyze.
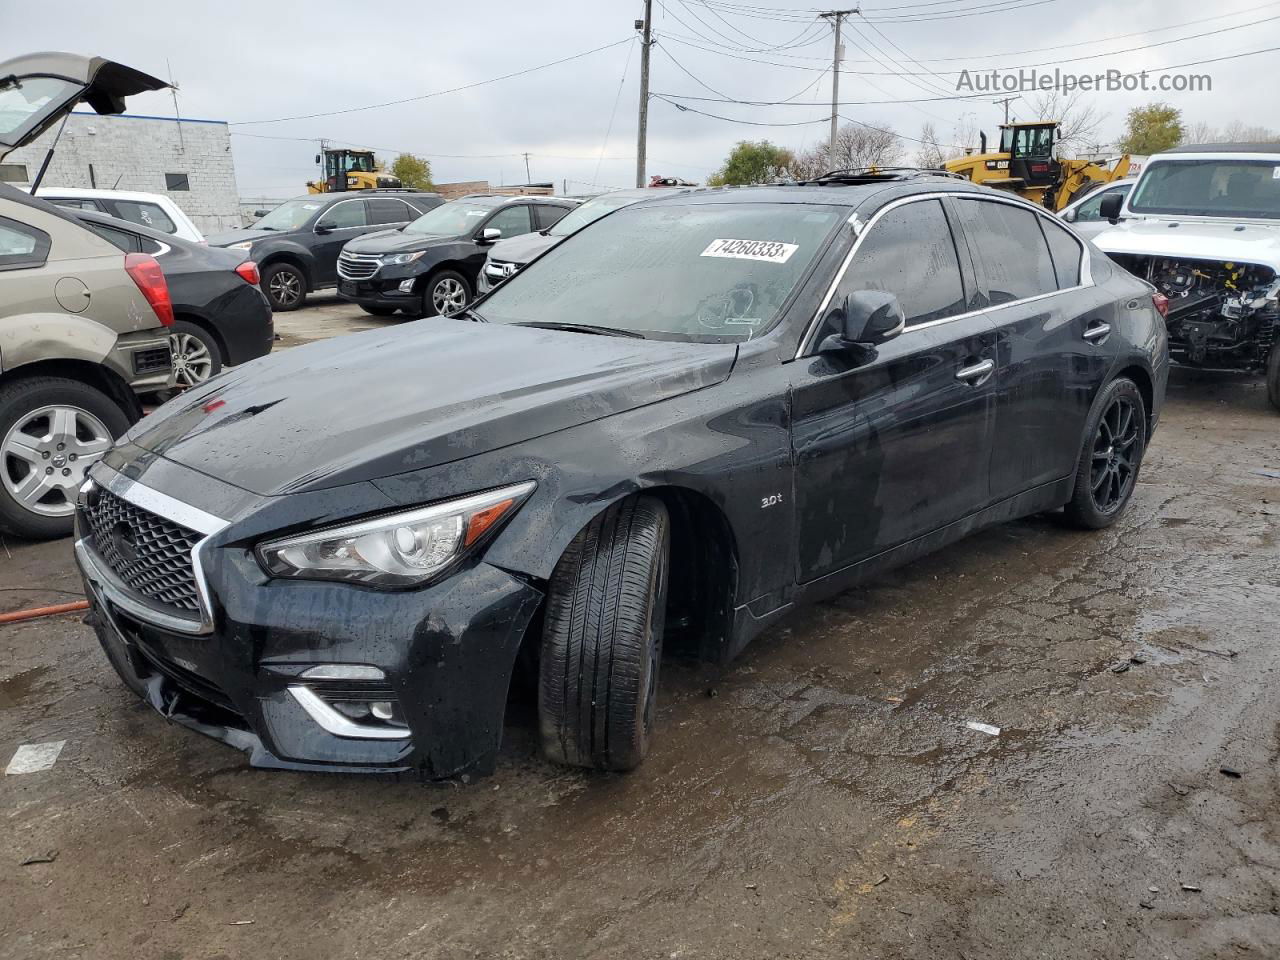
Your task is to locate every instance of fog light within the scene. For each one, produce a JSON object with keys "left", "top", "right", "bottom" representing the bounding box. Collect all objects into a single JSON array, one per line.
[
  {"left": 333, "top": 701, "right": 371, "bottom": 719},
  {"left": 398, "top": 279, "right": 414, "bottom": 293},
  {"left": 371, "top": 701, "right": 395, "bottom": 720}
]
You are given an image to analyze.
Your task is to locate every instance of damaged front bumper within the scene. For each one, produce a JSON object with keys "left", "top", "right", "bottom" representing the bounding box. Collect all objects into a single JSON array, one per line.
[{"left": 73, "top": 466, "right": 544, "bottom": 779}]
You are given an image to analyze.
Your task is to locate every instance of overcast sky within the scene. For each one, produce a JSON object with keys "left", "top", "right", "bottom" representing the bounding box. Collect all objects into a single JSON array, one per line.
[{"left": 3, "top": 0, "right": 1276, "bottom": 198}]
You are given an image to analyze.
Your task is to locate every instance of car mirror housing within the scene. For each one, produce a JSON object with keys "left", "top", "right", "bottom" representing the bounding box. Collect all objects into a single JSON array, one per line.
[
  {"left": 314, "top": 222, "right": 335, "bottom": 235},
  {"left": 843, "top": 290, "right": 906, "bottom": 345},
  {"left": 1099, "top": 193, "right": 1124, "bottom": 224},
  {"left": 478, "top": 228, "right": 502, "bottom": 245},
  {"left": 1062, "top": 208, "right": 1077, "bottom": 223}
]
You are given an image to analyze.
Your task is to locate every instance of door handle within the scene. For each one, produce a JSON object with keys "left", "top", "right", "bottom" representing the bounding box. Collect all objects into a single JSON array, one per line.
[
  {"left": 955, "top": 358, "right": 994, "bottom": 384},
  {"left": 1082, "top": 321, "right": 1112, "bottom": 342}
]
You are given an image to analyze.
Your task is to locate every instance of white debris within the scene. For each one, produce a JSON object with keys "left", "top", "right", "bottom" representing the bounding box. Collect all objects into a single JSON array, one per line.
[
  {"left": 6, "top": 740, "right": 66, "bottom": 775},
  {"left": 965, "top": 721, "right": 1001, "bottom": 737}
]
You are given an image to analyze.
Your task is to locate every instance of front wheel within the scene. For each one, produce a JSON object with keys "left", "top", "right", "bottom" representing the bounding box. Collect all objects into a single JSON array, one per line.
[
  {"left": 539, "top": 496, "right": 670, "bottom": 771},
  {"left": 0, "top": 377, "right": 130, "bottom": 539},
  {"left": 421, "top": 269, "right": 470, "bottom": 318},
  {"left": 1266, "top": 341, "right": 1280, "bottom": 413},
  {"left": 262, "top": 262, "right": 306, "bottom": 312},
  {"left": 1063, "top": 377, "right": 1147, "bottom": 530}
]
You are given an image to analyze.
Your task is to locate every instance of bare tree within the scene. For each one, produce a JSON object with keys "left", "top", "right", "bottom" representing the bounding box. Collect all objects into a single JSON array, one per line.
[
  {"left": 915, "top": 122, "right": 946, "bottom": 168},
  {"left": 1025, "top": 89, "right": 1106, "bottom": 157},
  {"left": 788, "top": 144, "right": 829, "bottom": 180},
  {"left": 1184, "top": 120, "right": 1216, "bottom": 145},
  {"left": 1179, "top": 120, "right": 1280, "bottom": 145},
  {"left": 828, "top": 122, "right": 904, "bottom": 170}
]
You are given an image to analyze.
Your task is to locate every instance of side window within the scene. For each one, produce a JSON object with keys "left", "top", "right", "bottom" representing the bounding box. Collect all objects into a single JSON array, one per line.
[
  {"left": 407, "top": 196, "right": 442, "bottom": 216},
  {"left": 534, "top": 204, "right": 570, "bottom": 230},
  {"left": 110, "top": 200, "right": 177, "bottom": 235},
  {"left": 0, "top": 216, "right": 51, "bottom": 270},
  {"left": 84, "top": 221, "right": 141, "bottom": 253},
  {"left": 49, "top": 198, "right": 101, "bottom": 211},
  {"left": 1040, "top": 217, "right": 1084, "bottom": 289},
  {"left": 318, "top": 200, "right": 367, "bottom": 229},
  {"left": 484, "top": 204, "right": 533, "bottom": 239},
  {"left": 367, "top": 198, "right": 413, "bottom": 225},
  {"left": 838, "top": 199, "right": 967, "bottom": 327},
  {"left": 952, "top": 200, "right": 1057, "bottom": 304}
]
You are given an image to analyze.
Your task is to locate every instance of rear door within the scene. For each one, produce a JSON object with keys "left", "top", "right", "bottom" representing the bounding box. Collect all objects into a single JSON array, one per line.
[
  {"left": 790, "top": 196, "right": 999, "bottom": 583},
  {"left": 367, "top": 197, "right": 416, "bottom": 230},
  {"left": 947, "top": 195, "right": 1113, "bottom": 501}
]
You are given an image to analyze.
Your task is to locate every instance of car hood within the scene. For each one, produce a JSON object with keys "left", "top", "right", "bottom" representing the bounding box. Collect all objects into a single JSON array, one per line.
[
  {"left": 488, "top": 231, "right": 561, "bottom": 266},
  {"left": 128, "top": 319, "right": 737, "bottom": 496},
  {"left": 0, "top": 52, "right": 167, "bottom": 156},
  {"left": 1094, "top": 218, "right": 1280, "bottom": 270},
  {"left": 205, "top": 227, "right": 278, "bottom": 247},
  {"left": 343, "top": 230, "right": 462, "bottom": 255}
]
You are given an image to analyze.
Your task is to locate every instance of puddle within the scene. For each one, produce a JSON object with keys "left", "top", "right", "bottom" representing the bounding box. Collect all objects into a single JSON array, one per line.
[{"left": 0, "top": 665, "right": 53, "bottom": 710}]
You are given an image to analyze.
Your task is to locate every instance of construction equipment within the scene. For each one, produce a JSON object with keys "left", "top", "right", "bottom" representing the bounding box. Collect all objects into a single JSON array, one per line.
[
  {"left": 944, "top": 122, "right": 1131, "bottom": 211},
  {"left": 306, "top": 148, "right": 402, "bottom": 194}
]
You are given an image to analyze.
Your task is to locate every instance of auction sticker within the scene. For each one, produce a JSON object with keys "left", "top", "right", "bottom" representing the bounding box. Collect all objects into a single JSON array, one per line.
[{"left": 701, "top": 238, "right": 798, "bottom": 263}]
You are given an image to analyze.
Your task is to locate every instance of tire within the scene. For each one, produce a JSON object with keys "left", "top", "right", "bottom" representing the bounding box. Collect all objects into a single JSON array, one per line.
[
  {"left": 1267, "top": 341, "right": 1280, "bottom": 413},
  {"left": 420, "top": 269, "right": 470, "bottom": 318},
  {"left": 359, "top": 304, "right": 399, "bottom": 317},
  {"left": 0, "top": 377, "right": 131, "bottom": 540},
  {"left": 539, "top": 496, "right": 670, "bottom": 772},
  {"left": 1062, "top": 377, "right": 1147, "bottom": 530},
  {"left": 262, "top": 262, "right": 306, "bottom": 312},
  {"left": 1067, "top": 180, "right": 1105, "bottom": 206},
  {"left": 169, "top": 320, "right": 223, "bottom": 389}
]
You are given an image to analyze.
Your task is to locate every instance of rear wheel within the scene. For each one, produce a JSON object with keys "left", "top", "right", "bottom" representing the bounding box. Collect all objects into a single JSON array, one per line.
[
  {"left": 1266, "top": 341, "right": 1280, "bottom": 413},
  {"left": 421, "top": 270, "right": 470, "bottom": 318},
  {"left": 0, "top": 378, "right": 129, "bottom": 539},
  {"left": 169, "top": 321, "right": 222, "bottom": 388},
  {"left": 1063, "top": 378, "right": 1147, "bottom": 530},
  {"left": 539, "top": 496, "right": 670, "bottom": 771},
  {"left": 262, "top": 262, "right": 305, "bottom": 311}
]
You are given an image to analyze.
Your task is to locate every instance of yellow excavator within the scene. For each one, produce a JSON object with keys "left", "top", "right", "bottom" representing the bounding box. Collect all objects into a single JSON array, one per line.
[
  {"left": 306, "top": 148, "right": 402, "bottom": 194},
  {"left": 944, "top": 121, "right": 1130, "bottom": 211}
]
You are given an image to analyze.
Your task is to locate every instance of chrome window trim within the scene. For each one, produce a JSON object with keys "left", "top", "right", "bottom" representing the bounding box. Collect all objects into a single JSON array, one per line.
[
  {"left": 313, "top": 198, "right": 368, "bottom": 232},
  {"left": 794, "top": 191, "right": 1094, "bottom": 358},
  {"left": 76, "top": 464, "right": 229, "bottom": 636}
]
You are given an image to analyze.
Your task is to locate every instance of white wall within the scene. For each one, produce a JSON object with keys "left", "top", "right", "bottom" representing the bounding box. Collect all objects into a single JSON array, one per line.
[{"left": 4, "top": 112, "right": 242, "bottom": 234}]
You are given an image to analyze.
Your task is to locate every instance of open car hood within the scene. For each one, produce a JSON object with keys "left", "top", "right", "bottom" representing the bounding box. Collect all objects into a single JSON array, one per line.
[
  {"left": 1094, "top": 218, "right": 1280, "bottom": 272},
  {"left": 0, "top": 52, "right": 167, "bottom": 158}
]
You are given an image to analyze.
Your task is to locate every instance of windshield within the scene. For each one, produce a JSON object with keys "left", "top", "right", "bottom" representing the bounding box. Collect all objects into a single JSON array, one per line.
[
  {"left": 0, "top": 76, "right": 80, "bottom": 143},
  {"left": 547, "top": 192, "right": 648, "bottom": 237},
  {"left": 1128, "top": 158, "right": 1280, "bottom": 219},
  {"left": 254, "top": 199, "right": 326, "bottom": 231},
  {"left": 404, "top": 200, "right": 499, "bottom": 237},
  {"left": 477, "top": 202, "right": 844, "bottom": 342}
]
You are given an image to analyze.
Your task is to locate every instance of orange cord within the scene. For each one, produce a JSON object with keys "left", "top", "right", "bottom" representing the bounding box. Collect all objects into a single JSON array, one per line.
[{"left": 0, "top": 600, "right": 89, "bottom": 624}]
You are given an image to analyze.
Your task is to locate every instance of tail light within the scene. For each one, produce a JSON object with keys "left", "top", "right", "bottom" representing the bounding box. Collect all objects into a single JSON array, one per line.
[
  {"left": 1152, "top": 292, "right": 1170, "bottom": 318},
  {"left": 123, "top": 253, "right": 174, "bottom": 327},
  {"left": 235, "top": 260, "right": 261, "bottom": 286}
]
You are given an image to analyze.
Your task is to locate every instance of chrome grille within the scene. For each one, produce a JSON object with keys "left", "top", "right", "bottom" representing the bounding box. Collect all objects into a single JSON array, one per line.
[
  {"left": 83, "top": 488, "right": 202, "bottom": 612},
  {"left": 337, "top": 251, "right": 380, "bottom": 281}
]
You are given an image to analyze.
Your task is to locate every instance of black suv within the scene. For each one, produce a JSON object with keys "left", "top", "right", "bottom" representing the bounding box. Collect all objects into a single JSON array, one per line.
[
  {"left": 335, "top": 194, "right": 576, "bottom": 317},
  {"left": 205, "top": 190, "right": 442, "bottom": 311},
  {"left": 75, "top": 172, "right": 1168, "bottom": 781}
]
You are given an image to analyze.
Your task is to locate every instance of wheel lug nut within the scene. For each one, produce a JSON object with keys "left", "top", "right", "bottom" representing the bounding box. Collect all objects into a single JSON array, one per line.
[
  {"left": 56, "top": 442, "right": 65, "bottom": 451},
  {"left": 45, "top": 467, "right": 53, "bottom": 475},
  {"left": 69, "top": 454, "right": 77, "bottom": 461},
  {"left": 42, "top": 451, "right": 50, "bottom": 459},
  {"left": 61, "top": 468, "right": 71, "bottom": 476}
]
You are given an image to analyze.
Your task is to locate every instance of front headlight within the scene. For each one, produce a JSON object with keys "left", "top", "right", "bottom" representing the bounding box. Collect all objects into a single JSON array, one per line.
[
  {"left": 227, "top": 240, "right": 255, "bottom": 251},
  {"left": 380, "top": 250, "right": 425, "bottom": 266},
  {"left": 257, "top": 481, "right": 535, "bottom": 588}
]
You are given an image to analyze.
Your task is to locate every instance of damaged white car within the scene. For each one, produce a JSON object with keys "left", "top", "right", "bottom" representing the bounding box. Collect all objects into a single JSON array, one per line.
[{"left": 1094, "top": 144, "right": 1280, "bottom": 411}]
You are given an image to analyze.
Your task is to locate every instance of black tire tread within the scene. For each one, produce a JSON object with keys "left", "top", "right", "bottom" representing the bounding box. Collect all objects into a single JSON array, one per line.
[
  {"left": 1062, "top": 377, "right": 1146, "bottom": 530},
  {"left": 1266, "top": 341, "right": 1280, "bottom": 413}
]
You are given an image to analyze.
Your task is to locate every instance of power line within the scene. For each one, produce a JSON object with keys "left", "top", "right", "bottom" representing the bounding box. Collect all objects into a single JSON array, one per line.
[
  {"left": 230, "top": 37, "right": 633, "bottom": 125},
  {"left": 594, "top": 36, "right": 638, "bottom": 191}
]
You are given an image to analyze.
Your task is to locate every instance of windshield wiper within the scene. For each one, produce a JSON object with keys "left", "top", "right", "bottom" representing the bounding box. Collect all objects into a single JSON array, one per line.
[{"left": 514, "top": 321, "right": 645, "bottom": 339}]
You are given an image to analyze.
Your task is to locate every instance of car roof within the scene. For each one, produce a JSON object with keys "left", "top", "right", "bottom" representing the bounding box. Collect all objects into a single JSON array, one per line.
[
  {"left": 453, "top": 193, "right": 576, "bottom": 205},
  {"left": 34, "top": 187, "right": 177, "bottom": 203},
  {"left": 279, "top": 190, "right": 439, "bottom": 206},
  {"left": 68, "top": 206, "right": 199, "bottom": 247},
  {"left": 629, "top": 177, "right": 996, "bottom": 210},
  {"left": 1162, "top": 142, "right": 1280, "bottom": 155}
]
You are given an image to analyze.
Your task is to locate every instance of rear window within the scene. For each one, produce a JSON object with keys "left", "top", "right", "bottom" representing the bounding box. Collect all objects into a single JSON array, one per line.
[
  {"left": 110, "top": 200, "right": 177, "bottom": 234},
  {"left": 0, "top": 216, "right": 50, "bottom": 270},
  {"left": 1040, "top": 217, "right": 1084, "bottom": 289},
  {"left": 952, "top": 199, "right": 1057, "bottom": 304},
  {"left": 0, "top": 76, "right": 80, "bottom": 144}
]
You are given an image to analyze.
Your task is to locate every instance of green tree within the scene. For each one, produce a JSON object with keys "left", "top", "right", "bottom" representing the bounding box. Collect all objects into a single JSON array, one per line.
[
  {"left": 711, "top": 140, "right": 794, "bottom": 185},
  {"left": 1118, "top": 103, "right": 1184, "bottom": 155},
  {"left": 390, "top": 153, "right": 435, "bottom": 190}
]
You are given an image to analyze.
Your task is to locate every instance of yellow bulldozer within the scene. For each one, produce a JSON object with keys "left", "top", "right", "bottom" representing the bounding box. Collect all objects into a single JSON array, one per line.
[
  {"left": 306, "top": 148, "right": 403, "bottom": 194},
  {"left": 944, "top": 121, "right": 1130, "bottom": 211}
]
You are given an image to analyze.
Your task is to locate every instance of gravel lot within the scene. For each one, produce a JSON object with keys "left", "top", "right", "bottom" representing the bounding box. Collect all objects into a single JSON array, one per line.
[{"left": 2, "top": 299, "right": 1278, "bottom": 959}]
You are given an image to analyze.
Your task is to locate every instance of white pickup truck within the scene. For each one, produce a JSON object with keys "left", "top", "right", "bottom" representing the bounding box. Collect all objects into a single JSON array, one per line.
[{"left": 1093, "top": 143, "right": 1280, "bottom": 412}]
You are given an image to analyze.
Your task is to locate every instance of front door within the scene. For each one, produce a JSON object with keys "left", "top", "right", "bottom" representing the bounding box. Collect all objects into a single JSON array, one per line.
[
  {"left": 791, "top": 197, "right": 999, "bottom": 583},
  {"left": 310, "top": 198, "right": 371, "bottom": 285}
]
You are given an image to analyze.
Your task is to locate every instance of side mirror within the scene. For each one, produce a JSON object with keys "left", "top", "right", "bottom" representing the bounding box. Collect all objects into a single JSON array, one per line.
[
  {"left": 254, "top": 209, "right": 269, "bottom": 218},
  {"left": 1061, "top": 207, "right": 1077, "bottom": 223},
  {"left": 1099, "top": 193, "right": 1124, "bottom": 224},
  {"left": 477, "top": 227, "right": 501, "bottom": 245},
  {"left": 314, "top": 222, "right": 334, "bottom": 234}
]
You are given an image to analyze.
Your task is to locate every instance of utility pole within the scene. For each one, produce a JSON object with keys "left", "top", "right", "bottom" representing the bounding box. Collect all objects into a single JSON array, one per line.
[
  {"left": 818, "top": 9, "right": 858, "bottom": 170},
  {"left": 522, "top": 152, "right": 532, "bottom": 183},
  {"left": 635, "top": 0, "right": 653, "bottom": 188},
  {"left": 994, "top": 96, "right": 1018, "bottom": 124}
]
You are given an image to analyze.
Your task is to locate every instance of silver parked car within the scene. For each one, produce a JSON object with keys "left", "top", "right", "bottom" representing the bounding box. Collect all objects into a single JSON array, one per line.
[
  {"left": 0, "top": 52, "right": 174, "bottom": 538},
  {"left": 1058, "top": 179, "right": 1135, "bottom": 240}
]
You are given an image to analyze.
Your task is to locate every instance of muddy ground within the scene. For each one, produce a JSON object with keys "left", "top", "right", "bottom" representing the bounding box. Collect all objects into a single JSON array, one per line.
[{"left": 1, "top": 302, "right": 1278, "bottom": 960}]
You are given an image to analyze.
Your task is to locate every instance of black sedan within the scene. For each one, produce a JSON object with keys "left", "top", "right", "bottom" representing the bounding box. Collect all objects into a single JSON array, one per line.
[
  {"left": 72, "top": 210, "right": 273, "bottom": 388},
  {"left": 206, "top": 190, "right": 442, "bottom": 311},
  {"left": 73, "top": 173, "right": 1168, "bottom": 781},
  {"left": 335, "top": 194, "right": 576, "bottom": 317}
]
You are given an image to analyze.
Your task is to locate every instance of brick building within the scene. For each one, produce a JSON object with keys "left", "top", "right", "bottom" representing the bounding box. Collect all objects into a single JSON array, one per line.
[{"left": 0, "top": 111, "right": 242, "bottom": 233}]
